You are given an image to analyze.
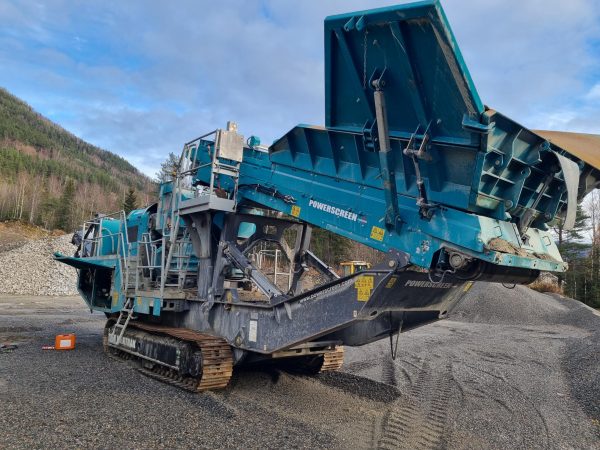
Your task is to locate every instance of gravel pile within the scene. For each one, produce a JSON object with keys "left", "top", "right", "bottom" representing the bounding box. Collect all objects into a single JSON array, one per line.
[
  {"left": 0, "top": 235, "right": 78, "bottom": 296},
  {"left": 449, "top": 282, "right": 571, "bottom": 326},
  {"left": 450, "top": 283, "right": 600, "bottom": 422},
  {"left": 564, "top": 326, "right": 600, "bottom": 420}
]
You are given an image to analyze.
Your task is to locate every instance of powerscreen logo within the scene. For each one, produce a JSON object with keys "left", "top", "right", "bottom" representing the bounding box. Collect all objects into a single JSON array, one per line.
[
  {"left": 404, "top": 280, "right": 455, "bottom": 289},
  {"left": 308, "top": 199, "right": 358, "bottom": 222}
]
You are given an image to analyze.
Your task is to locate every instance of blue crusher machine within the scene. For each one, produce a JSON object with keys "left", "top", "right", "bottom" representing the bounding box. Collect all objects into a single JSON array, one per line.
[{"left": 55, "top": 0, "right": 600, "bottom": 391}]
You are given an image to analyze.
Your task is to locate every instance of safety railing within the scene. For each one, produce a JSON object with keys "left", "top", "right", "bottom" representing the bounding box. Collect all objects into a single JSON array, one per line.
[
  {"left": 130, "top": 231, "right": 195, "bottom": 295},
  {"left": 133, "top": 232, "right": 164, "bottom": 293},
  {"left": 79, "top": 210, "right": 131, "bottom": 292}
]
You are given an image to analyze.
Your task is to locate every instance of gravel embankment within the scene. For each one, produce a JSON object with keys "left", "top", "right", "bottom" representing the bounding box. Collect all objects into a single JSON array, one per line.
[{"left": 0, "top": 235, "right": 77, "bottom": 296}]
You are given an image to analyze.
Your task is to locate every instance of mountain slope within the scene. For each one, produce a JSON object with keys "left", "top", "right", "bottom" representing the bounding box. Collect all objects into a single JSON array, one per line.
[{"left": 0, "top": 88, "right": 154, "bottom": 230}]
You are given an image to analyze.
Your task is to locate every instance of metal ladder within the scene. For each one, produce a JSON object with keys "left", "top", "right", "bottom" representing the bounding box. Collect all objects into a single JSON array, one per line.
[
  {"left": 112, "top": 297, "right": 135, "bottom": 345},
  {"left": 164, "top": 228, "right": 195, "bottom": 289},
  {"left": 158, "top": 125, "right": 243, "bottom": 296}
]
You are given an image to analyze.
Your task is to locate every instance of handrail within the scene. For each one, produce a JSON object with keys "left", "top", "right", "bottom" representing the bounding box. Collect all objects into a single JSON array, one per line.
[
  {"left": 79, "top": 209, "right": 133, "bottom": 295},
  {"left": 82, "top": 230, "right": 121, "bottom": 257},
  {"left": 184, "top": 129, "right": 217, "bottom": 147},
  {"left": 119, "top": 210, "right": 130, "bottom": 292}
]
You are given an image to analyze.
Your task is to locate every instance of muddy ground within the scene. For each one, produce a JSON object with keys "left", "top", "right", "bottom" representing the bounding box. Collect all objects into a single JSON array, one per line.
[{"left": 0, "top": 283, "right": 598, "bottom": 449}]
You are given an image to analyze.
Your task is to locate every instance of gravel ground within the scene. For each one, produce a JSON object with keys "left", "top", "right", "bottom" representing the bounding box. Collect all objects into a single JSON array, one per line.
[
  {"left": 0, "top": 235, "right": 78, "bottom": 296},
  {"left": 1, "top": 283, "right": 599, "bottom": 449}
]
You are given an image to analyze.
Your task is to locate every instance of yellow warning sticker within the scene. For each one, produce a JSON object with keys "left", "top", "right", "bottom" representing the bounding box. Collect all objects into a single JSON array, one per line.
[
  {"left": 355, "top": 275, "right": 374, "bottom": 301},
  {"left": 354, "top": 276, "right": 374, "bottom": 289},
  {"left": 357, "top": 286, "right": 371, "bottom": 301},
  {"left": 137, "top": 296, "right": 142, "bottom": 306},
  {"left": 112, "top": 292, "right": 119, "bottom": 307},
  {"left": 370, "top": 226, "right": 385, "bottom": 241},
  {"left": 291, "top": 205, "right": 301, "bottom": 217},
  {"left": 385, "top": 277, "right": 397, "bottom": 289}
]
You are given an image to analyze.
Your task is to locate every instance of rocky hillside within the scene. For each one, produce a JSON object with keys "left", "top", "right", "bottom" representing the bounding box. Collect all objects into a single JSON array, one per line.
[{"left": 0, "top": 88, "right": 154, "bottom": 231}]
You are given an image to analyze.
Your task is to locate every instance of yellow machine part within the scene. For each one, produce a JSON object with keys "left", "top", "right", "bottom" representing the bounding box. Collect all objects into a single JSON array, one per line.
[
  {"left": 535, "top": 130, "right": 600, "bottom": 171},
  {"left": 340, "top": 261, "right": 371, "bottom": 276}
]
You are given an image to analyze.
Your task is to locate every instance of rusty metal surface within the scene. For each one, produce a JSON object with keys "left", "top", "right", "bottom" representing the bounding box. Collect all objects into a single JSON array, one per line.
[{"left": 534, "top": 130, "right": 600, "bottom": 170}]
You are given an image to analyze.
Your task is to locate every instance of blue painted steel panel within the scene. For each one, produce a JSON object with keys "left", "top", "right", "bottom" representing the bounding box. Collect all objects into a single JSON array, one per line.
[
  {"left": 324, "top": 0, "right": 483, "bottom": 144},
  {"left": 190, "top": 139, "right": 566, "bottom": 273}
]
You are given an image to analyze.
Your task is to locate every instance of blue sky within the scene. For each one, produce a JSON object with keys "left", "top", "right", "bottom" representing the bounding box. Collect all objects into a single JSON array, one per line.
[{"left": 0, "top": 0, "right": 599, "bottom": 177}]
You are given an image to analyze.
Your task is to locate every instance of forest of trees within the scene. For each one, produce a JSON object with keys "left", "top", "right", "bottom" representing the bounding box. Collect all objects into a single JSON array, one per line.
[
  {"left": 0, "top": 88, "right": 155, "bottom": 231},
  {"left": 555, "top": 193, "right": 600, "bottom": 308}
]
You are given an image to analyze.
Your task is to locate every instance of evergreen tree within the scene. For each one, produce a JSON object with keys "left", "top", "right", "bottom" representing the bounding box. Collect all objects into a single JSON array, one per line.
[
  {"left": 554, "top": 204, "right": 590, "bottom": 249},
  {"left": 123, "top": 187, "right": 138, "bottom": 213},
  {"left": 56, "top": 178, "right": 76, "bottom": 231},
  {"left": 39, "top": 194, "right": 59, "bottom": 229},
  {"left": 554, "top": 205, "right": 590, "bottom": 290},
  {"left": 156, "top": 152, "right": 180, "bottom": 183},
  {"left": 310, "top": 228, "right": 352, "bottom": 265}
]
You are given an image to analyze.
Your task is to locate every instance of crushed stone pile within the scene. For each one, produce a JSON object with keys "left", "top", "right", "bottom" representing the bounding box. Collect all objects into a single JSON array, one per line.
[
  {"left": 450, "top": 281, "right": 600, "bottom": 421},
  {"left": 0, "top": 234, "right": 78, "bottom": 296},
  {"left": 449, "top": 282, "right": 573, "bottom": 326}
]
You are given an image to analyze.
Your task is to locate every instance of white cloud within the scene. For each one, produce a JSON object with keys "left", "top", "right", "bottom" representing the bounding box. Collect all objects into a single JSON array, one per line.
[
  {"left": 0, "top": 0, "right": 599, "bottom": 176},
  {"left": 586, "top": 83, "right": 600, "bottom": 101}
]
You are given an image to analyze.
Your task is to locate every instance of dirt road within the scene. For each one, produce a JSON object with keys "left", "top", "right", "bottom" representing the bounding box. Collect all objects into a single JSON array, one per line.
[{"left": 1, "top": 283, "right": 598, "bottom": 449}]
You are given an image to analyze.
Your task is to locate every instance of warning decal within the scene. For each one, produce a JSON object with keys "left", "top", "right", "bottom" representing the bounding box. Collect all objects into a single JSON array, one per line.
[
  {"left": 370, "top": 226, "right": 385, "bottom": 241},
  {"left": 355, "top": 275, "right": 374, "bottom": 301}
]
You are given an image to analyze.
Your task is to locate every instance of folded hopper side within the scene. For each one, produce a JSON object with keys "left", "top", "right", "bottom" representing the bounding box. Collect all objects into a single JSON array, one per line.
[{"left": 260, "top": 0, "right": 600, "bottom": 274}]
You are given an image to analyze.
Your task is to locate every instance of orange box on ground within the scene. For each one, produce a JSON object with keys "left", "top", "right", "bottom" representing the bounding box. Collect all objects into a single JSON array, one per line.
[{"left": 55, "top": 334, "right": 76, "bottom": 350}]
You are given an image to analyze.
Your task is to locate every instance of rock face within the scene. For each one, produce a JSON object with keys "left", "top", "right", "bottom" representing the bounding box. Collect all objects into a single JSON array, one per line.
[{"left": 0, "top": 234, "right": 78, "bottom": 296}]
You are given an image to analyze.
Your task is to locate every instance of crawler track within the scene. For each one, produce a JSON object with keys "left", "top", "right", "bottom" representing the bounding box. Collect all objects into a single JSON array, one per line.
[
  {"left": 104, "top": 321, "right": 233, "bottom": 392},
  {"left": 104, "top": 321, "right": 344, "bottom": 392}
]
